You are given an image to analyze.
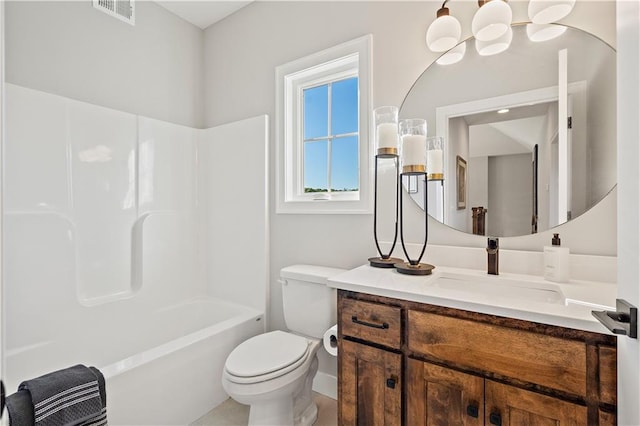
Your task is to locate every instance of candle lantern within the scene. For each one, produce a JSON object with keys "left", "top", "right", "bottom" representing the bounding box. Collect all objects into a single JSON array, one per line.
[
  {"left": 396, "top": 119, "right": 435, "bottom": 275},
  {"left": 375, "top": 106, "right": 400, "bottom": 156},
  {"left": 369, "top": 106, "right": 404, "bottom": 268},
  {"left": 426, "top": 136, "right": 444, "bottom": 181}
]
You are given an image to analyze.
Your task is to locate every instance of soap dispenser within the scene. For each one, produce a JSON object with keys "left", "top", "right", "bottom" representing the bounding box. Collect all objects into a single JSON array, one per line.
[{"left": 543, "top": 233, "right": 570, "bottom": 283}]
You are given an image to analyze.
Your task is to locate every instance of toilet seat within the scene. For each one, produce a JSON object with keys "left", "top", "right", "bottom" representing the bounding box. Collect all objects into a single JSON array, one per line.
[{"left": 225, "top": 331, "right": 311, "bottom": 384}]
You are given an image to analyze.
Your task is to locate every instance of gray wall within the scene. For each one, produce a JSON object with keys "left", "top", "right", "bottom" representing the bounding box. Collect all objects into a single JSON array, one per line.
[
  {"left": 5, "top": 1, "right": 204, "bottom": 128},
  {"left": 488, "top": 153, "right": 533, "bottom": 237}
]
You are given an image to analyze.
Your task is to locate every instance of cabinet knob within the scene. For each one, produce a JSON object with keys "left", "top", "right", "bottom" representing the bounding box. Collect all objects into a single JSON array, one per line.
[
  {"left": 386, "top": 377, "right": 396, "bottom": 389},
  {"left": 466, "top": 403, "right": 479, "bottom": 418},
  {"left": 489, "top": 412, "right": 502, "bottom": 426}
]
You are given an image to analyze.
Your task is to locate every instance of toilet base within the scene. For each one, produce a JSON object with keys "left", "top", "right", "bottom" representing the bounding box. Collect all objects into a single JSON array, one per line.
[
  {"left": 295, "top": 401, "right": 318, "bottom": 426},
  {"left": 246, "top": 400, "right": 317, "bottom": 426},
  {"left": 244, "top": 356, "right": 319, "bottom": 426}
]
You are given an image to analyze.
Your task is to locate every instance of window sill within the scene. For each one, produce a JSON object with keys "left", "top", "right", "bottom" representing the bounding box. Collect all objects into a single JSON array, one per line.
[{"left": 276, "top": 198, "right": 373, "bottom": 215}]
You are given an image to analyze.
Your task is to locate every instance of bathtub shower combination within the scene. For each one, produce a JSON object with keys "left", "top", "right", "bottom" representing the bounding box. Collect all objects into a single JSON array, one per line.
[{"left": 2, "top": 84, "right": 269, "bottom": 424}]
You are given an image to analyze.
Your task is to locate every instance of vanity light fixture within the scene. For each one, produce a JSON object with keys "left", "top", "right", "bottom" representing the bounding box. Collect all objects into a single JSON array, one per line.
[
  {"left": 436, "top": 42, "right": 466, "bottom": 65},
  {"left": 476, "top": 26, "right": 513, "bottom": 56},
  {"left": 526, "top": 23, "right": 568, "bottom": 42},
  {"left": 426, "top": 0, "right": 462, "bottom": 52},
  {"left": 472, "top": 0, "right": 512, "bottom": 42},
  {"left": 427, "top": 0, "right": 574, "bottom": 61},
  {"left": 528, "top": 0, "right": 575, "bottom": 24}
]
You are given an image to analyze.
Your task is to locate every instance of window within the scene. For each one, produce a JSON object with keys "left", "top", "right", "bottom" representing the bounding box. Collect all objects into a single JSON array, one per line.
[
  {"left": 303, "top": 77, "right": 359, "bottom": 194},
  {"left": 276, "top": 35, "right": 372, "bottom": 214}
]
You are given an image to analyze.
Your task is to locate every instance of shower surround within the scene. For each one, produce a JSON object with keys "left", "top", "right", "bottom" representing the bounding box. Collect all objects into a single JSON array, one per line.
[{"left": 2, "top": 83, "right": 269, "bottom": 424}]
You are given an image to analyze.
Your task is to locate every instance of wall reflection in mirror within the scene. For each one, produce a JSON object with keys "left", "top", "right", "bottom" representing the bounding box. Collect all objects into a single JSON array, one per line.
[{"left": 401, "top": 24, "right": 616, "bottom": 237}]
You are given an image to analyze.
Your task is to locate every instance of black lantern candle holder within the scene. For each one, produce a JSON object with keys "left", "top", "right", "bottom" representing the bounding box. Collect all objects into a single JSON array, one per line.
[
  {"left": 395, "top": 169, "right": 435, "bottom": 275},
  {"left": 395, "top": 118, "right": 434, "bottom": 276},
  {"left": 369, "top": 151, "right": 404, "bottom": 268}
]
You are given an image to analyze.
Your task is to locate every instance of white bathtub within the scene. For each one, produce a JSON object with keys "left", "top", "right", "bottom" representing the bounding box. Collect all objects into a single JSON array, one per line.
[{"left": 4, "top": 297, "right": 264, "bottom": 425}]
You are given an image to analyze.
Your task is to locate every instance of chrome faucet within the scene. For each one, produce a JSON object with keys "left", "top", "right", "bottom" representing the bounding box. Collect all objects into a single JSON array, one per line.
[{"left": 487, "top": 237, "right": 499, "bottom": 275}]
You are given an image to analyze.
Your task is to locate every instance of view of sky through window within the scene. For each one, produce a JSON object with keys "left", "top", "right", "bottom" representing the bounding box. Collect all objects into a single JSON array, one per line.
[{"left": 303, "top": 77, "right": 359, "bottom": 193}]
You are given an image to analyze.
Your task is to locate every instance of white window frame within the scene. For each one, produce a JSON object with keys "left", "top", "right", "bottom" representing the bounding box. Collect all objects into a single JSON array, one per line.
[{"left": 276, "top": 35, "right": 373, "bottom": 214}]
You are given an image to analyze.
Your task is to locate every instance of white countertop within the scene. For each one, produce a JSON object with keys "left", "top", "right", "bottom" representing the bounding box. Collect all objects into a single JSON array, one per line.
[{"left": 328, "top": 264, "right": 618, "bottom": 334}]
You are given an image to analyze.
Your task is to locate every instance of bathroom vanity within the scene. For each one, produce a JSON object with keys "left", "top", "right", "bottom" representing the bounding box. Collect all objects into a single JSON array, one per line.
[{"left": 330, "top": 266, "right": 618, "bottom": 425}]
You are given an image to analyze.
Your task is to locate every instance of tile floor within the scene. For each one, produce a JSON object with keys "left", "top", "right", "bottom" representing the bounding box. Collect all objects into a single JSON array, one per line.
[{"left": 190, "top": 392, "right": 337, "bottom": 426}]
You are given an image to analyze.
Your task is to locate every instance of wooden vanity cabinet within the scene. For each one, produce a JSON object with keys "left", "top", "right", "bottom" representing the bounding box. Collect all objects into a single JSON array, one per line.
[
  {"left": 338, "top": 296, "right": 403, "bottom": 425},
  {"left": 337, "top": 290, "right": 618, "bottom": 426},
  {"left": 340, "top": 340, "right": 402, "bottom": 426},
  {"left": 407, "top": 359, "right": 484, "bottom": 425}
]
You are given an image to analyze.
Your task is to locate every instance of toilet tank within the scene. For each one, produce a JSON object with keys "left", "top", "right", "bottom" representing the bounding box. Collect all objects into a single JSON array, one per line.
[{"left": 280, "top": 265, "right": 346, "bottom": 339}]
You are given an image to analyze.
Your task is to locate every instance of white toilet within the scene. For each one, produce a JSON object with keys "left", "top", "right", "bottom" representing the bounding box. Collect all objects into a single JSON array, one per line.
[{"left": 222, "top": 264, "right": 345, "bottom": 426}]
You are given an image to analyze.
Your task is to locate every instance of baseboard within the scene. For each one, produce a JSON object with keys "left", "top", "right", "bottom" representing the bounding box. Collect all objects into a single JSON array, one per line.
[{"left": 312, "top": 372, "right": 337, "bottom": 400}]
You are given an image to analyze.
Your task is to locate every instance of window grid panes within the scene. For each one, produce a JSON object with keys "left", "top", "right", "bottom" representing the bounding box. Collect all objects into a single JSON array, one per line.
[{"left": 302, "top": 76, "right": 358, "bottom": 194}]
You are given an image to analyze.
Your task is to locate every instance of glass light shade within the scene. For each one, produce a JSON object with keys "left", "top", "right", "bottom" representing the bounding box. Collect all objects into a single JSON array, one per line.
[
  {"left": 472, "top": 0, "right": 512, "bottom": 42},
  {"left": 476, "top": 26, "right": 513, "bottom": 56},
  {"left": 436, "top": 42, "right": 466, "bottom": 65},
  {"left": 426, "top": 14, "right": 462, "bottom": 52},
  {"left": 374, "top": 106, "right": 399, "bottom": 156},
  {"left": 526, "top": 23, "right": 567, "bottom": 42},
  {"left": 528, "top": 0, "right": 576, "bottom": 24},
  {"left": 399, "top": 119, "right": 427, "bottom": 174}
]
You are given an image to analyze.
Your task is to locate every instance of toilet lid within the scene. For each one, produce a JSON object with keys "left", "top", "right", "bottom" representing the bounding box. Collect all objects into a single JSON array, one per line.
[{"left": 225, "top": 330, "right": 309, "bottom": 378}]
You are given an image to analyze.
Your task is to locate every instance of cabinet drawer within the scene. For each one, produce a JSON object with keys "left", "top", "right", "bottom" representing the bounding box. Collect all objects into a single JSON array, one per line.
[
  {"left": 339, "top": 298, "right": 401, "bottom": 349},
  {"left": 408, "top": 310, "right": 587, "bottom": 396}
]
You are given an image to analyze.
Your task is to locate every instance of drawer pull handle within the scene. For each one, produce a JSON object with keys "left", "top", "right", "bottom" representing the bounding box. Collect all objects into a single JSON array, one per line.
[
  {"left": 489, "top": 412, "right": 502, "bottom": 426},
  {"left": 351, "top": 315, "right": 389, "bottom": 329},
  {"left": 466, "top": 403, "right": 479, "bottom": 418}
]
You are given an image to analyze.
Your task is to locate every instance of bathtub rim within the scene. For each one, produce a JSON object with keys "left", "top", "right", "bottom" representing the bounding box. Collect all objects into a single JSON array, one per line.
[{"left": 99, "top": 304, "right": 263, "bottom": 380}]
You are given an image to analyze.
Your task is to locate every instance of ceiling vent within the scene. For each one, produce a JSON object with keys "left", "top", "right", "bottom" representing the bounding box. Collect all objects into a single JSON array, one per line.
[{"left": 93, "top": 0, "right": 135, "bottom": 25}]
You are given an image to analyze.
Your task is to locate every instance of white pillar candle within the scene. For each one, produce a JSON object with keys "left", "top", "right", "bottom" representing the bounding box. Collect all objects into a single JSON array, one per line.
[
  {"left": 427, "top": 149, "right": 444, "bottom": 174},
  {"left": 377, "top": 123, "right": 398, "bottom": 149},
  {"left": 401, "top": 134, "right": 427, "bottom": 167}
]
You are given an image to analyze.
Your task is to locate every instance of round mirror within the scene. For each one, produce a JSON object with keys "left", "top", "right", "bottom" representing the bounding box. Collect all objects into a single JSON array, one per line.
[{"left": 400, "top": 24, "right": 616, "bottom": 237}]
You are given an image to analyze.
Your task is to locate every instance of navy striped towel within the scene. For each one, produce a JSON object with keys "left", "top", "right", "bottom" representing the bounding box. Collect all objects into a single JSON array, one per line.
[{"left": 17, "top": 364, "right": 106, "bottom": 426}]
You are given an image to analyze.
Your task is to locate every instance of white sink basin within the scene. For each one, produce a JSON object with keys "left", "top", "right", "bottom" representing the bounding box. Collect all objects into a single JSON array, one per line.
[{"left": 433, "top": 272, "right": 565, "bottom": 304}]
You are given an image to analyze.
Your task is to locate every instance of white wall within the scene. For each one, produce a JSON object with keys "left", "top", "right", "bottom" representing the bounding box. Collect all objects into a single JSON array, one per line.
[
  {"left": 5, "top": 1, "right": 204, "bottom": 128},
  {"left": 538, "top": 102, "right": 558, "bottom": 232},
  {"left": 616, "top": 1, "right": 640, "bottom": 423},
  {"left": 201, "top": 115, "right": 269, "bottom": 314}
]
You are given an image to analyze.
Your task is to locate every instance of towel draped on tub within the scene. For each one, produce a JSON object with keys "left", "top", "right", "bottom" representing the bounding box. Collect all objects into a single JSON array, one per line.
[{"left": 5, "top": 365, "right": 107, "bottom": 426}]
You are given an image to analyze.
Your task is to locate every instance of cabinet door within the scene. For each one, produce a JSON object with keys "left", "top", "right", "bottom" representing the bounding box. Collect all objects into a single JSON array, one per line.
[
  {"left": 339, "top": 339, "right": 401, "bottom": 426},
  {"left": 485, "top": 380, "right": 588, "bottom": 425},
  {"left": 407, "top": 359, "right": 484, "bottom": 426}
]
